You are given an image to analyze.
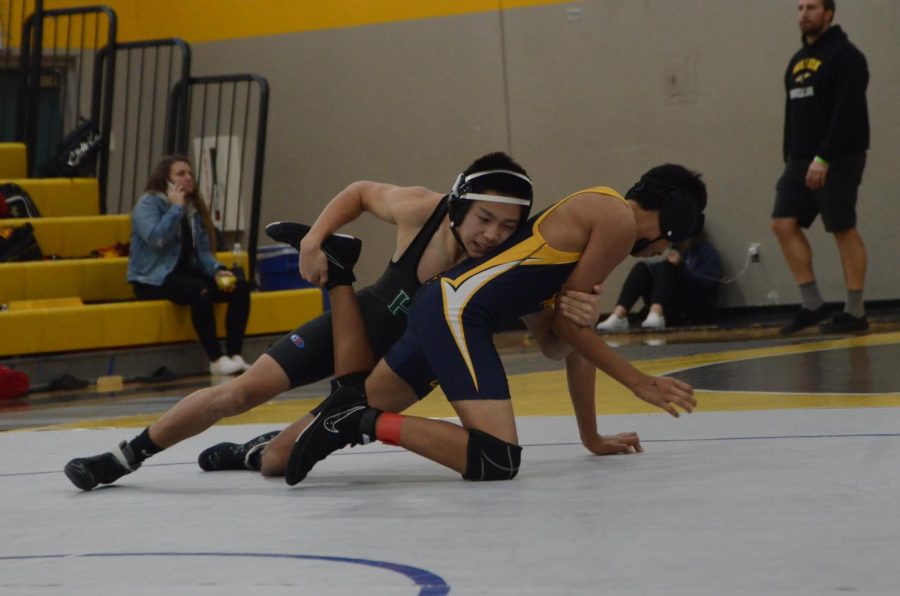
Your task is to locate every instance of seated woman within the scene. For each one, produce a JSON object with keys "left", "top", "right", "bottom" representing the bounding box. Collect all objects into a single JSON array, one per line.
[
  {"left": 596, "top": 231, "right": 721, "bottom": 331},
  {"left": 127, "top": 155, "right": 251, "bottom": 376}
]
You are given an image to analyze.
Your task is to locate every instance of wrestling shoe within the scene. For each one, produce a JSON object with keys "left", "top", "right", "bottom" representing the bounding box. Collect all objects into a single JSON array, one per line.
[
  {"left": 64, "top": 441, "right": 141, "bottom": 491},
  {"left": 197, "top": 430, "right": 280, "bottom": 471},
  {"left": 265, "top": 221, "right": 362, "bottom": 288},
  {"left": 779, "top": 305, "right": 829, "bottom": 335},
  {"left": 285, "top": 386, "right": 375, "bottom": 486},
  {"left": 820, "top": 312, "right": 869, "bottom": 334}
]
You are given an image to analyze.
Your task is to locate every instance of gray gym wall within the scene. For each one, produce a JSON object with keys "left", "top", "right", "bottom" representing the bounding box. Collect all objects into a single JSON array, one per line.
[{"left": 188, "top": 0, "right": 899, "bottom": 310}]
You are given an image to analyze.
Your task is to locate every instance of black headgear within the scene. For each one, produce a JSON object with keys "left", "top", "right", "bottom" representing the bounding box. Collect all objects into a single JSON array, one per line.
[
  {"left": 626, "top": 173, "right": 705, "bottom": 255},
  {"left": 447, "top": 169, "right": 533, "bottom": 231}
]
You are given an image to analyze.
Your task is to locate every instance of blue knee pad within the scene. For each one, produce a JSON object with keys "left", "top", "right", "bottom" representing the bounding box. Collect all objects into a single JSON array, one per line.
[{"left": 463, "top": 429, "right": 522, "bottom": 481}]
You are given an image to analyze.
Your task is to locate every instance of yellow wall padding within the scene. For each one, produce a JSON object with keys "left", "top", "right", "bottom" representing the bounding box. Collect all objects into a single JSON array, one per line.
[
  {"left": 2, "top": 215, "right": 131, "bottom": 257},
  {"left": 0, "top": 144, "right": 27, "bottom": 179},
  {"left": 0, "top": 288, "right": 323, "bottom": 357},
  {"left": 5, "top": 178, "right": 99, "bottom": 217},
  {"left": 0, "top": 252, "right": 250, "bottom": 303}
]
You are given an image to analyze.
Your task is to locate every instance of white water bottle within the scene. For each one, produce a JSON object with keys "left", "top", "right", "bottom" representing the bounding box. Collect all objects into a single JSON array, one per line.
[{"left": 232, "top": 242, "right": 242, "bottom": 269}]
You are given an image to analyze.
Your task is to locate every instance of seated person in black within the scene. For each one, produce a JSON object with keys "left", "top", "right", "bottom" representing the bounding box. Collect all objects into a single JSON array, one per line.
[{"left": 596, "top": 231, "right": 722, "bottom": 331}]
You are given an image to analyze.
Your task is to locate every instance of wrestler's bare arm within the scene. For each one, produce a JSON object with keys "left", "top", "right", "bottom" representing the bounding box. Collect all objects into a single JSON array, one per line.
[{"left": 299, "top": 182, "right": 442, "bottom": 285}]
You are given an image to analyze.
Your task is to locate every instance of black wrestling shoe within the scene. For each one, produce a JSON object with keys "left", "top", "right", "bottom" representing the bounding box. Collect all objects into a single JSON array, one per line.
[
  {"left": 779, "top": 305, "right": 830, "bottom": 335},
  {"left": 264, "top": 221, "right": 362, "bottom": 288},
  {"left": 64, "top": 441, "right": 141, "bottom": 491},
  {"left": 197, "top": 430, "right": 281, "bottom": 472},
  {"left": 285, "top": 386, "right": 374, "bottom": 486},
  {"left": 820, "top": 312, "right": 869, "bottom": 334}
]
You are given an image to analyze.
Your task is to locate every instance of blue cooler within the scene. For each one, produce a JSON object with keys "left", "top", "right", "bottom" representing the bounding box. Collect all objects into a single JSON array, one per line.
[
  {"left": 255, "top": 245, "right": 329, "bottom": 308},
  {"left": 256, "top": 246, "right": 301, "bottom": 290}
]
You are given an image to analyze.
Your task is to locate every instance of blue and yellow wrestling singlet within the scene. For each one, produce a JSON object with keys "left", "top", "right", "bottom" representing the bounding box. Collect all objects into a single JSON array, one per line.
[{"left": 384, "top": 187, "right": 624, "bottom": 401}]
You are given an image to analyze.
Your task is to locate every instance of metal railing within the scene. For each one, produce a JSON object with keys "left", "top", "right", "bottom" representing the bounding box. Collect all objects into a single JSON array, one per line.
[
  {"left": 8, "top": 5, "right": 270, "bottom": 282},
  {"left": 167, "top": 74, "right": 270, "bottom": 281},
  {"left": 1, "top": 0, "right": 39, "bottom": 142},
  {"left": 97, "top": 38, "right": 190, "bottom": 214},
  {"left": 18, "top": 5, "right": 116, "bottom": 195}
]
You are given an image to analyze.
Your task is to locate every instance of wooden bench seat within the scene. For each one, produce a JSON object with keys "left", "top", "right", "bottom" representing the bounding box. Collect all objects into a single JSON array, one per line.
[{"left": 0, "top": 287, "right": 323, "bottom": 357}]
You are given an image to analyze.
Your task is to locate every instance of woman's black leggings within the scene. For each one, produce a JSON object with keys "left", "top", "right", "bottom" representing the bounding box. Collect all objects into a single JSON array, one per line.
[
  {"left": 133, "top": 270, "right": 251, "bottom": 360},
  {"left": 617, "top": 260, "right": 677, "bottom": 312},
  {"left": 616, "top": 260, "right": 717, "bottom": 324}
]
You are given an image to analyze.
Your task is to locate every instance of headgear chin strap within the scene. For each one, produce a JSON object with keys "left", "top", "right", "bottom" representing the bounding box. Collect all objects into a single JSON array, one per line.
[{"left": 630, "top": 235, "right": 663, "bottom": 256}]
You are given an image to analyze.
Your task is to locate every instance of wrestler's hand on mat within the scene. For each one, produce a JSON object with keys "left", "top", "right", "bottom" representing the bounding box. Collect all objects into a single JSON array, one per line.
[
  {"left": 298, "top": 241, "right": 330, "bottom": 287},
  {"left": 558, "top": 283, "right": 604, "bottom": 327},
  {"left": 583, "top": 432, "right": 643, "bottom": 455},
  {"left": 632, "top": 374, "right": 695, "bottom": 418}
]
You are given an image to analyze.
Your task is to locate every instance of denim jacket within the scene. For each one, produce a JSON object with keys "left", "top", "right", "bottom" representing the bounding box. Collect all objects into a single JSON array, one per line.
[{"left": 127, "top": 192, "right": 223, "bottom": 286}]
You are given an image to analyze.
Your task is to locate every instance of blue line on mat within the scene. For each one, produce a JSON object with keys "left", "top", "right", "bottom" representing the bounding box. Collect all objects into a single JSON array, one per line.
[{"left": 0, "top": 552, "right": 451, "bottom": 595}]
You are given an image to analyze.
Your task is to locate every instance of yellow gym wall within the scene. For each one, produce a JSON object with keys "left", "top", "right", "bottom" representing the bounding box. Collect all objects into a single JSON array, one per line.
[{"left": 41, "top": 0, "right": 570, "bottom": 43}]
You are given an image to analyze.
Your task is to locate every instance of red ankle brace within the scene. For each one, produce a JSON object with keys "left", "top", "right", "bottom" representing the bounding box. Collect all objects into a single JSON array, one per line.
[{"left": 376, "top": 412, "right": 404, "bottom": 446}]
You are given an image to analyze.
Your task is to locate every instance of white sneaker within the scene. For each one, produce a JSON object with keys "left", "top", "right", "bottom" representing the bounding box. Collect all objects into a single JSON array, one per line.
[
  {"left": 641, "top": 312, "right": 666, "bottom": 330},
  {"left": 228, "top": 355, "right": 251, "bottom": 372},
  {"left": 210, "top": 355, "right": 243, "bottom": 376},
  {"left": 596, "top": 314, "right": 628, "bottom": 332}
]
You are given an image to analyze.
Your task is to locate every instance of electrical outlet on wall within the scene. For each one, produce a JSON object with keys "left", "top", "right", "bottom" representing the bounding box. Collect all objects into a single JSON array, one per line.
[{"left": 748, "top": 242, "right": 761, "bottom": 262}]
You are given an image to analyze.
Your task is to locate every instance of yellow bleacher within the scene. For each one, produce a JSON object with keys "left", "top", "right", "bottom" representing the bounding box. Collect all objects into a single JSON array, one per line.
[
  {"left": 7, "top": 178, "right": 101, "bottom": 217},
  {"left": 0, "top": 288, "right": 321, "bottom": 357},
  {"left": 0, "top": 251, "right": 250, "bottom": 303},
  {"left": 1, "top": 143, "right": 322, "bottom": 359},
  {"left": 0, "top": 143, "right": 28, "bottom": 179},
  {"left": 4, "top": 214, "right": 131, "bottom": 257}
]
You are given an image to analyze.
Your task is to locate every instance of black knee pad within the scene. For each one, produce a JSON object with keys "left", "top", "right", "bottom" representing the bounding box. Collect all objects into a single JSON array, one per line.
[{"left": 463, "top": 429, "right": 522, "bottom": 481}]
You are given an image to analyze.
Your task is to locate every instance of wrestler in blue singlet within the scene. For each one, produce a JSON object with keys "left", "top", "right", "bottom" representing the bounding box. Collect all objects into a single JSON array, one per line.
[{"left": 385, "top": 186, "right": 625, "bottom": 400}]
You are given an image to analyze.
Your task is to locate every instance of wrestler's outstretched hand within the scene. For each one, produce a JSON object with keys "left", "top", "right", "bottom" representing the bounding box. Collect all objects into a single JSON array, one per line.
[
  {"left": 632, "top": 374, "right": 696, "bottom": 417},
  {"left": 583, "top": 432, "right": 643, "bottom": 455}
]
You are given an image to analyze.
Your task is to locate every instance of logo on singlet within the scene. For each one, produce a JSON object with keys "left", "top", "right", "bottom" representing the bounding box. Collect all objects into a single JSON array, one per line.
[
  {"left": 388, "top": 290, "right": 411, "bottom": 316},
  {"left": 290, "top": 333, "right": 305, "bottom": 348}
]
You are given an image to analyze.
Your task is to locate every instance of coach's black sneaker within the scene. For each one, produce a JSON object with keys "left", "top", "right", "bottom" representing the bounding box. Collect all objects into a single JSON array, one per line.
[
  {"left": 820, "top": 312, "right": 869, "bottom": 334},
  {"left": 285, "top": 385, "right": 377, "bottom": 486},
  {"left": 265, "top": 221, "right": 362, "bottom": 288},
  {"left": 197, "top": 430, "right": 281, "bottom": 472},
  {"left": 64, "top": 441, "right": 141, "bottom": 491},
  {"left": 779, "top": 305, "right": 829, "bottom": 335}
]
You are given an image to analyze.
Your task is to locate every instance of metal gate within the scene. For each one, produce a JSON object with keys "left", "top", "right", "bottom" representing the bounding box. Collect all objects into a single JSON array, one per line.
[
  {"left": 168, "top": 74, "right": 270, "bottom": 280},
  {"left": 18, "top": 5, "right": 116, "bottom": 195},
  {"left": 97, "top": 38, "right": 190, "bottom": 214}
]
